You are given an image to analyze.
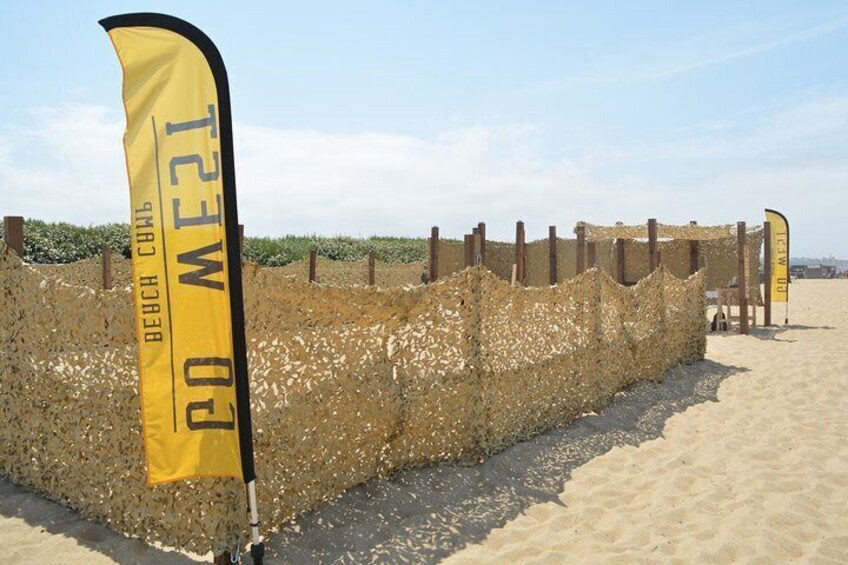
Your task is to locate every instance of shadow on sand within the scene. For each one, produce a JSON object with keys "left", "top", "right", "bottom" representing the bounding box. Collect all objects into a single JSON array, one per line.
[
  {"left": 0, "top": 359, "right": 747, "bottom": 564},
  {"left": 0, "top": 479, "right": 200, "bottom": 564},
  {"left": 742, "top": 324, "right": 835, "bottom": 342},
  {"left": 266, "top": 359, "right": 748, "bottom": 564}
]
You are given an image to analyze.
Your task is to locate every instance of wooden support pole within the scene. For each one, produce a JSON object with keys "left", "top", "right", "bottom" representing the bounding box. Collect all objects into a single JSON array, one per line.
[
  {"left": 3, "top": 216, "right": 23, "bottom": 257},
  {"left": 689, "top": 220, "right": 699, "bottom": 275},
  {"left": 737, "top": 221, "right": 749, "bottom": 335},
  {"left": 763, "top": 221, "right": 772, "bottom": 326},
  {"left": 102, "top": 244, "right": 112, "bottom": 290},
  {"left": 473, "top": 233, "right": 482, "bottom": 266},
  {"left": 587, "top": 241, "right": 597, "bottom": 269},
  {"left": 548, "top": 226, "right": 558, "bottom": 285},
  {"left": 615, "top": 238, "right": 626, "bottom": 284},
  {"left": 515, "top": 221, "right": 526, "bottom": 285},
  {"left": 368, "top": 251, "right": 376, "bottom": 286},
  {"left": 429, "top": 226, "right": 439, "bottom": 282},
  {"left": 477, "top": 222, "right": 486, "bottom": 265},
  {"left": 308, "top": 249, "right": 317, "bottom": 283},
  {"left": 648, "top": 218, "right": 658, "bottom": 272},
  {"left": 575, "top": 224, "right": 586, "bottom": 274},
  {"left": 464, "top": 234, "right": 474, "bottom": 268}
]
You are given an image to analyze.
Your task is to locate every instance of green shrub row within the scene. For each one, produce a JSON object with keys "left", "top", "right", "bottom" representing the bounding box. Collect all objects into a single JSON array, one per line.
[{"left": 1, "top": 220, "right": 429, "bottom": 265}]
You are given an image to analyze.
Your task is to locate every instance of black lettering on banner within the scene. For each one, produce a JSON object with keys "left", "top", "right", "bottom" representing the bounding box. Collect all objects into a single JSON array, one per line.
[
  {"left": 140, "top": 289, "right": 160, "bottom": 300},
  {"left": 144, "top": 332, "right": 163, "bottom": 343},
  {"left": 177, "top": 241, "right": 225, "bottom": 290},
  {"left": 169, "top": 153, "right": 220, "bottom": 185},
  {"left": 139, "top": 275, "right": 158, "bottom": 287},
  {"left": 141, "top": 302, "right": 161, "bottom": 315},
  {"left": 186, "top": 399, "right": 235, "bottom": 430},
  {"left": 172, "top": 194, "right": 223, "bottom": 229},
  {"left": 183, "top": 357, "right": 234, "bottom": 387},
  {"left": 165, "top": 104, "right": 218, "bottom": 139},
  {"left": 135, "top": 201, "right": 153, "bottom": 214}
]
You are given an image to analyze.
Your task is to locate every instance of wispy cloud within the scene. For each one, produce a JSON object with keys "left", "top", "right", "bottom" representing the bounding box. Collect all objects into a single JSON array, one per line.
[
  {"left": 0, "top": 93, "right": 846, "bottom": 256},
  {"left": 651, "top": 15, "right": 848, "bottom": 78},
  {"left": 507, "top": 10, "right": 848, "bottom": 97}
]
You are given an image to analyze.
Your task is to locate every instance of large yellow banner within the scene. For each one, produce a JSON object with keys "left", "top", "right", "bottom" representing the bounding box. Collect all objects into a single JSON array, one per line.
[
  {"left": 102, "top": 15, "right": 251, "bottom": 485},
  {"left": 765, "top": 209, "right": 789, "bottom": 304}
]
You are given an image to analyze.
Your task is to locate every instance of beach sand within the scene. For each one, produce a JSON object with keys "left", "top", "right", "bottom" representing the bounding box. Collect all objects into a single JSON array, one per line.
[
  {"left": 1, "top": 280, "right": 846, "bottom": 563},
  {"left": 444, "top": 280, "right": 848, "bottom": 564}
]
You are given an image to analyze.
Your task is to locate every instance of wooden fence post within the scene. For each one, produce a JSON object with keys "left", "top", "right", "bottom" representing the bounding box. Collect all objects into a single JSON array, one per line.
[
  {"left": 615, "top": 238, "right": 626, "bottom": 284},
  {"left": 309, "top": 249, "right": 317, "bottom": 283},
  {"left": 102, "top": 244, "right": 112, "bottom": 290},
  {"left": 575, "top": 224, "right": 586, "bottom": 274},
  {"left": 763, "top": 221, "right": 772, "bottom": 326},
  {"left": 477, "top": 222, "right": 486, "bottom": 265},
  {"left": 429, "top": 226, "right": 439, "bottom": 282},
  {"left": 368, "top": 251, "right": 376, "bottom": 286},
  {"left": 515, "top": 221, "right": 526, "bottom": 285},
  {"left": 464, "top": 234, "right": 474, "bottom": 268},
  {"left": 548, "top": 226, "right": 558, "bottom": 285},
  {"left": 473, "top": 233, "right": 482, "bottom": 266},
  {"left": 3, "top": 216, "right": 23, "bottom": 257},
  {"left": 737, "top": 221, "right": 748, "bottom": 335},
  {"left": 689, "top": 220, "right": 699, "bottom": 275},
  {"left": 648, "top": 218, "right": 658, "bottom": 272},
  {"left": 587, "top": 241, "right": 597, "bottom": 269}
]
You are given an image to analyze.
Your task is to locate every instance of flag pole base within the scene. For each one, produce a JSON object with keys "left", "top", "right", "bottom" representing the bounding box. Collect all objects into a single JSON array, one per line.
[
  {"left": 250, "top": 542, "right": 265, "bottom": 564},
  {"left": 247, "top": 480, "right": 263, "bottom": 564}
]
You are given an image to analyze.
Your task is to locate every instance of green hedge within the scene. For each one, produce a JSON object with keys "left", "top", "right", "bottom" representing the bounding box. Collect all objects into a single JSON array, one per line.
[{"left": 1, "top": 220, "right": 429, "bottom": 266}]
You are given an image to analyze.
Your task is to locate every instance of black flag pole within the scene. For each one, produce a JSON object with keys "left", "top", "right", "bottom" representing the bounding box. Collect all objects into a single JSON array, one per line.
[{"left": 99, "top": 13, "right": 263, "bottom": 563}]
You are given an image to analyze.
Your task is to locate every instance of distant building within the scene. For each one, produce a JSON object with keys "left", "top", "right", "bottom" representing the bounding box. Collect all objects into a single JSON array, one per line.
[
  {"left": 794, "top": 265, "right": 838, "bottom": 279},
  {"left": 790, "top": 265, "right": 806, "bottom": 280}
]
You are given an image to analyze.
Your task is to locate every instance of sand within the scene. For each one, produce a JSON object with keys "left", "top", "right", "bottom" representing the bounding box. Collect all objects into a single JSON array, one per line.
[
  {"left": 1, "top": 280, "right": 846, "bottom": 564},
  {"left": 444, "top": 280, "right": 848, "bottom": 564}
]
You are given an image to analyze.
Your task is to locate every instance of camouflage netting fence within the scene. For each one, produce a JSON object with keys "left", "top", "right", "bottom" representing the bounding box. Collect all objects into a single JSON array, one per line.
[
  {"left": 436, "top": 223, "right": 762, "bottom": 304},
  {"left": 0, "top": 240, "right": 706, "bottom": 554},
  {"left": 32, "top": 254, "right": 134, "bottom": 289},
  {"left": 266, "top": 256, "right": 425, "bottom": 288},
  {"left": 30, "top": 253, "right": 425, "bottom": 291},
  {"left": 579, "top": 222, "right": 764, "bottom": 305}
]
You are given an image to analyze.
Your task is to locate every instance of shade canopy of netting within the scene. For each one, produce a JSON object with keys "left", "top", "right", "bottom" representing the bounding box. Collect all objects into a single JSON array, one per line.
[{"left": 575, "top": 221, "right": 747, "bottom": 242}]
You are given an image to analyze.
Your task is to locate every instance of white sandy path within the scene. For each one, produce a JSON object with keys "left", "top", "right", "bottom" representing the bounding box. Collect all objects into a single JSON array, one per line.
[{"left": 444, "top": 280, "right": 848, "bottom": 564}]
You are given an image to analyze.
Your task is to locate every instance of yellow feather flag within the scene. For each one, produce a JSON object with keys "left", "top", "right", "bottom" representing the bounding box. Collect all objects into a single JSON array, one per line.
[
  {"left": 101, "top": 14, "right": 255, "bottom": 486},
  {"left": 765, "top": 209, "right": 789, "bottom": 305}
]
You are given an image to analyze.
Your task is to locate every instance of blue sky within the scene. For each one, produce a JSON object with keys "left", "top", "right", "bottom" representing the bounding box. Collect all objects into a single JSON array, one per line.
[{"left": 1, "top": 1, "right": 846, "bottom": 257}]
